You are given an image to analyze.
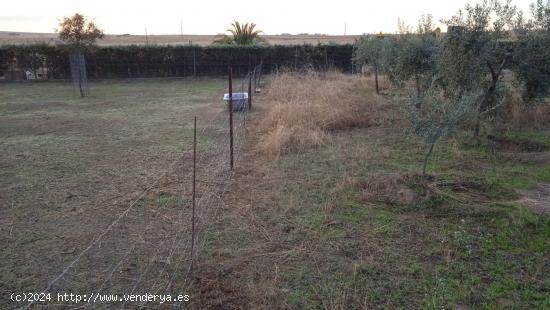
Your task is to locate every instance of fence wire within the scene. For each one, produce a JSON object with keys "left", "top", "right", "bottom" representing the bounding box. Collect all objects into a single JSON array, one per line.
[{"left": 24, "top": 64, "right": 262, "bottom": 310}]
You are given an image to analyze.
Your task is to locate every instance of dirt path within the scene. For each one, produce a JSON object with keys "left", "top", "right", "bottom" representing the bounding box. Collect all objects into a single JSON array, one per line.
[{"left": 519, "top": 183, "right": 550, "bottom": 215}]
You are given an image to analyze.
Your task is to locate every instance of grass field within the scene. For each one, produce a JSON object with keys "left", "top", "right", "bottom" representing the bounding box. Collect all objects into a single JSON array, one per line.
[
  {"left": 1, "top": 75, "right": 549, "bottom": 309},
  {"left": 0, "top": 31, "right": 359, "bottom": 46},
  {"left": 0, "top": 78, "right": 237, "bottom": 308},
  {"left": 189, "top": 74, "right": 550, "bottom": 308}
]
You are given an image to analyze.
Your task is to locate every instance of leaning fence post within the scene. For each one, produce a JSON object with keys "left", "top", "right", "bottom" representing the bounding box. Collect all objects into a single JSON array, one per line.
[
  {"left": 190, "top": 116, "right": 197, "bottom": 273},
  {"left": 228, "top": 67, "right": 234, "bottom": 170},
  {"left": 248, "top": 73, "right": 252, "bottom": 109},
  {"left": 256, "top": 62, "right": 263, "bottom": 93}
]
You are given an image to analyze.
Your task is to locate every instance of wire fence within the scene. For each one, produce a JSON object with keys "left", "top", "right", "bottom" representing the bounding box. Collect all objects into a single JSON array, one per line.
[
  {"left": 0, "top": 44, "right": 353, "bottom": 80},
  {"left": 23, "top": 64, "right": 262, "bottom": 309}
]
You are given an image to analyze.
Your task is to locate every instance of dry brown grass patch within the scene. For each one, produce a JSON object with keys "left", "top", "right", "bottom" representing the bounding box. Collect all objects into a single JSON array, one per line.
[
  {"left": 498, "top": 84, "right": 550, "bottom": 129},
  {"left": 360, "top": 172, "right": 419, "bottom": 205},
  {"left": 506, "top": 100, "right": 550, "bottom": 129},
  {"left": 256, "top": 70, "right": 378, "bottom": 158}
]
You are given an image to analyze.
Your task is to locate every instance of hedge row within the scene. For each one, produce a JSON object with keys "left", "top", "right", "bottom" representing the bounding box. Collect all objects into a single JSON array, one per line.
[{"left": 0, "top": 44, "right": 354, "bottom": 79}]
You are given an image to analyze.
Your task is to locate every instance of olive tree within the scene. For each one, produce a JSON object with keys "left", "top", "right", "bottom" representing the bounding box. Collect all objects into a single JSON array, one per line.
[
  {"left": 438, "top": 0, "right": 518, "bottom": 138},
  {"left": 388, "top": 32, "right": 439, "bottom": 96},
  {"left": 407, "top": 86, "right": 480, "bottom": 176},
  {"left": 353, "top": 35, "right": 389, "bottom": 95},
  {"left": 357, "top": 16, "right": 439, "bottom": 98},
  {"left": 513, "top": 0, "right": 550, "bottom": 101}
]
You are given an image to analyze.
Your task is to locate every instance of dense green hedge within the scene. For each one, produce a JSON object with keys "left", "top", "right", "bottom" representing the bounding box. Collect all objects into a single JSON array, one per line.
[{"left": 0, "top": 44, "right": 354, "bottom": 79}]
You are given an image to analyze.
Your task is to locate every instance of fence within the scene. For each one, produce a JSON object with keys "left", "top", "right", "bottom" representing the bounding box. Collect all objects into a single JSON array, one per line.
[
  {"left": 0, "top": 44, "right": 354, "bottom": 80},
  {"left": 22, "top": 65, "right": 260, "bottom": 309}
]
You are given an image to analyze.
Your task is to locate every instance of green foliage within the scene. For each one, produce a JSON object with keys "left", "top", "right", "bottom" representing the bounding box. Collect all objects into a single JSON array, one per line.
[
  {"left": 417, "top": 14, "right": 436, "bottom": 35},
  {"left": 408, "top": 88, "right": 478, "bottom": 145},
  {"left": 438, "top": 0, "right": 516, "bottom": 94},
  {"left": 513, "top": 0, "right": 550, "bottom": 101},
  {"left": 390, "top": 15, "right": 439, "bottom": 92},
  {"left": 407, "top": 86, "right": 479, "bottom": 175},
  {"left": 352, "top": 35, "right": 388, "bottom": 69},
  {"left": 0, "top": 44, "right": 354, "bottom": 78},
  {"left": 387, "top": 34, "right": 439, "bottom": 94},
  {"left": 435, "top": 0, "right": 519, "bottom": 137},
  {"left": 354, "top": 17, "right": 439, "bottom": 95},
  {"left": 353, "top": 35, "right": 392, "bottom": 94},
  {"left": 213, "top": 21, "right": 265, "bottom": 46}
]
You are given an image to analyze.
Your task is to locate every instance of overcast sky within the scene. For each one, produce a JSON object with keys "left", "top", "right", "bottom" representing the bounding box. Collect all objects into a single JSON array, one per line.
[{"left": 0, "top": 0, "right": 533, "bottom": 35}]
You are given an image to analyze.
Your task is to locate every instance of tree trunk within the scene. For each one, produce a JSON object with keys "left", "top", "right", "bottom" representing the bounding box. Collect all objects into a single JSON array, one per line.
[
  {"left": 78, "top": 53, "right": 85, "bottom": 97},
  {"left": 473, "top": 58, "right": 507, "bottom": 138},
  {"left": 374, "top": 64, "right": 379, "bottom": 95},
  {"left": 78, "top": 75, "right": 85, "bottom": 97},
  {"left": 474, "top": 79, "right": 497, "bottom": 137},
  {"left": 423, "top": 143, "right": 435, "bottom": 177}
]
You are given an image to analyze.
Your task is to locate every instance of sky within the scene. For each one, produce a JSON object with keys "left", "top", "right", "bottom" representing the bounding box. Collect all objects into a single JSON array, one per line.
[{"left": 0, "top": 0, "right": 533, "bottom": 35}]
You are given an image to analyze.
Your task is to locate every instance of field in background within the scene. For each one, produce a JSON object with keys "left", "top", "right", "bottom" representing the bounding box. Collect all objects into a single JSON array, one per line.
[{"left": 0, "top": 31, "right": 360, "bottom": 46}]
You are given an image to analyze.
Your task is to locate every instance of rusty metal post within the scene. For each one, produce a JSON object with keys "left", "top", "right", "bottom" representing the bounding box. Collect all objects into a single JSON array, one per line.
[
  {"left": 248, "top": 73, "right": 252, "bottom": 109},
  {"left": 193, "top": 47, "right": 197, "bottom": 77},
  {"left": 228, "top": 67, "right": 234, "bottom": 170},
  {"left": 190, "top": 116, "right": 197, "bottom": 272},
  {"left": 256, "top": 61, "right": 263, "bottom": 93}
]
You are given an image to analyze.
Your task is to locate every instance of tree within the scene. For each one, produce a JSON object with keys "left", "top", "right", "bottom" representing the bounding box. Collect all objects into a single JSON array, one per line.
[
  {"left": 513, "top": 0, "right": 550, "bottom": 101},
  {"left": 386, "top": 16, "right": 440, "bottom": 97},
  {"left": 353, "top": 35, "right": 389, "bottom": 94},
  {"left": 214, "top": 21, "right": 265, "bottom": 45},
  {"left": 417, "top": 14, "right": 436, "bottom": 35},
  {"left": 57, "top": 13, "right": 104, "bottom": 49},
  {"left": 56, "top": 13, "right": 104, "bottom": 97},
  {"left": 355, "top": 17, "right": 439, "bottom": 97},
  {"left": 407, "top": 85, "right": 479, "bottom": 176},
  {"left": 439, "top": 0, "right": 518, "bottom": 138}
]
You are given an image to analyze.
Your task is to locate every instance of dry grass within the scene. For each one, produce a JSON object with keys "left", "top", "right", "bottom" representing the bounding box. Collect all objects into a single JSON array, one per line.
[
  {"left": 256, "top": 70, "right": 378, "bottom": 158},
  {"left": 0, "top": 79, "right": 229, "bottom": 308},
  {"left": 492, "top": 76, "right": 550, "bottom": 129},
  {"left": 360, "top": 172, "right": 419, "bottom": 205},
  {"left": 505, "top": 99, "right": 550, "bottom": 129}
]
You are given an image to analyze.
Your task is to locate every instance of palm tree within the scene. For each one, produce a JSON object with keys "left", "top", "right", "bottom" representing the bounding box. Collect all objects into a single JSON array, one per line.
[{"left": 214, "top": 21, "right": 265, "bottom": 45}]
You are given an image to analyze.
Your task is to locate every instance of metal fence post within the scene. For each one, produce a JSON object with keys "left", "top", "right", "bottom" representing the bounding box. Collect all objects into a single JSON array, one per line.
[
  {"left": 228, "top": 67, "right": 234, "bottom": 170},
  {"left": 193, "top": 47, "right": 197, "bottom": 78},
  {"left": 248, "top": 73, "right": 252, "bottom": 109},
  {"left": 190, "top": 116, "right": 197, "bottom": 273}
]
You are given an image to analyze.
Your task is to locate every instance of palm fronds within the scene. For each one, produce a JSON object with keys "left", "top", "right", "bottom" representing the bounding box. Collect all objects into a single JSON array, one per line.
[{"left": 213, "top": 21, "right": 265, "bottom": 45}]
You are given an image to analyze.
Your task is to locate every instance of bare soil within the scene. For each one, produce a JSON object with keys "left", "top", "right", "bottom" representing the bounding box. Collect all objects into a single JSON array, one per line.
[{"left": 519, "top": 183, "right": 550, "bottom": 215}]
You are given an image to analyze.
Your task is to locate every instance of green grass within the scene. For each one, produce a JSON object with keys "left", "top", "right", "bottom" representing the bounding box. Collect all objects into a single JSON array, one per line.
[{"left": 269, "top": 127, "right": 550, "bottom": 309}]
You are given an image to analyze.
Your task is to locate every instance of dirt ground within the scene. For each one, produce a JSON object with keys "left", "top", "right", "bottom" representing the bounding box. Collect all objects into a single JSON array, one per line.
[
  {"left": 519, "top": 183, "right": 550, "bottom": 215},
  {"left": 0, "top": 31, "right": 359, "bottom": 46},
  {"left": 0, "top": 78, "right": 250, "bottom": 308}
]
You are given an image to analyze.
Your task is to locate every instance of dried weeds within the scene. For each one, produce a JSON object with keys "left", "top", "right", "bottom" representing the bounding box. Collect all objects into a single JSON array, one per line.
[{"left": 255, "top": 70, "right": 379, "bottom": 158}]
